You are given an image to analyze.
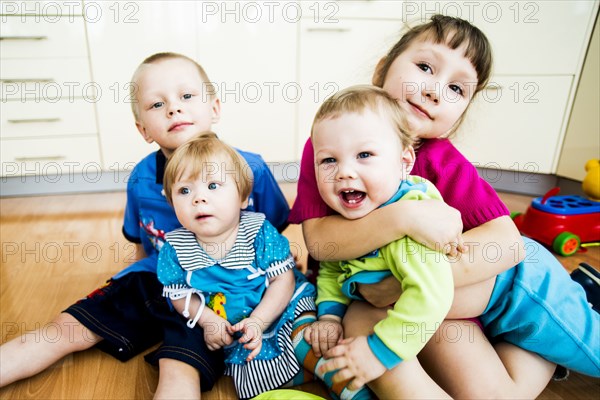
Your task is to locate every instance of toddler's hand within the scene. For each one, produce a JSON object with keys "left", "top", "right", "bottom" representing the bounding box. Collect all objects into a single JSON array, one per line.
[
  {"left": 229, "top": 316, "right": 265, "bottom": 361},
  {"left": 203, "top": 315, "right": 233, "bottom": 351},
  {"left": 320, "top": 336, "right": 386, "bottom": 391},
  {"left": 304, "top": 318, "right": 343, "bottom": 357}
]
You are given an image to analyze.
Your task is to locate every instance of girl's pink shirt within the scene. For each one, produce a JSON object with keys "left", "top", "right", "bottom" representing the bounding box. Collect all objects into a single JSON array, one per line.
[{"left": 289, "top": 138, "right": 509, "bottom": 231}]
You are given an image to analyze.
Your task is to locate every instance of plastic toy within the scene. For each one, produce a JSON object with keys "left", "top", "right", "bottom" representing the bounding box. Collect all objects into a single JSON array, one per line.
[
  {"left": 512, "top": 187, "right": 600, "bottom": 256},
  {"left": 583, "top": 159, "right": 600, "bottom": 200}
]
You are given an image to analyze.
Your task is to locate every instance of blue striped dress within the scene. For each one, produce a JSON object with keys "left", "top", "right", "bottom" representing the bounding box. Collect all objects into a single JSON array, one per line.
[{"left": 158, "top": 211, "right": 316, "bottom": 399}]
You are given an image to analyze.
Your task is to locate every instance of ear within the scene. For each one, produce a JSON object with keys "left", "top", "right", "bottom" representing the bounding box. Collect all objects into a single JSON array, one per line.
[
  {"left": 211, "top": 97, "right": 222, "bottom": 124},
  {"left": 136, "top": 121, "right": 155, "bottom": 144},
  {"left": 240, "top": 196, "right": 249, "bottom": 209},
  {"left": 402, "top": 145, "right": 416, "bottom": 175}
]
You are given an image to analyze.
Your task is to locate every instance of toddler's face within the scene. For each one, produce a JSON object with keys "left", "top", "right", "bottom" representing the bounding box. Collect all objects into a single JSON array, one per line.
[
  {"left": 134, "top": 58, "right": 220, "bottom": 156},
  {"left": 382, "top": 40, "right": 478, "bottom": 139},
  {"left": 170, "top": 153, "right": 247, "bottom": 244},
  {"left": 313, "top": 110, "right": 414, "bottom": 220}
]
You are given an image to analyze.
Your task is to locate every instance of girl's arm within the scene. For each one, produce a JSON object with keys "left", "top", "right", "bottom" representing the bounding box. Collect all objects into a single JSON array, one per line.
[
  {"left": 357, "top": 216, "right": 524, "bottom": 309},
  {"left": 451, "top": 215, "right": 525, "bottom": 287},
  {"left": 303, "top": 199, "right": 463, "bottom": 262}
]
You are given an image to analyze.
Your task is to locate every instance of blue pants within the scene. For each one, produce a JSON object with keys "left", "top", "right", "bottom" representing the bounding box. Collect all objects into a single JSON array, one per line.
[{"left": 481, "top": 238, "right": 600, "bottom": 377}]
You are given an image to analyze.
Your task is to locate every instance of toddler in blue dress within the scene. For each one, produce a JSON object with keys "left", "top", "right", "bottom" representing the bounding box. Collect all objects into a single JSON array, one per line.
[{"left": 157, "top": 132, "right": 316, "bottom": 399}]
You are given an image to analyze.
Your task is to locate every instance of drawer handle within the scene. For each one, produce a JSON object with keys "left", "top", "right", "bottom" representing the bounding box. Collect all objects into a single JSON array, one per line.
[
  {"left": 14, "top": 156, "right": 66, "bottom": 162},
  {"left": 8, "top": 118, "right": 61, "bottom": 124},
  {"left": 306, "top": 28, "right": 350, "bottom": 33},
  {"left": 1, "top": 78, "right": 54, "bottom": 83},
  {"left": 0, "top": 36, "right": 48, "bottom": 41}
]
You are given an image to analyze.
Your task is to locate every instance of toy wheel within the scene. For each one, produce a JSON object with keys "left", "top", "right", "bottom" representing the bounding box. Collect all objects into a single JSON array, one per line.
[
  {"left": 552, "top": 232, "right": 581, "bottom": 256},
  {"left": 510, "top": 211, "right": 522, "bottom": 220}
]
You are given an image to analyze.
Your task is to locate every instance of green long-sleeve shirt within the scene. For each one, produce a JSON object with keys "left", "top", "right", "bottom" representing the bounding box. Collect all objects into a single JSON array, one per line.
[{"left": 316, "top": 176, "right": 454, "bottom": 368}]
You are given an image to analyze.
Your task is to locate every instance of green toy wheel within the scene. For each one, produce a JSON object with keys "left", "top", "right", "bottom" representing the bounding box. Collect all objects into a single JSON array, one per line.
[
  {"left": 510, "top": 211, "right": 522, "bottom": 220},
  {"left": 552, "top": 232, "right": 580, "bottom": 256}
]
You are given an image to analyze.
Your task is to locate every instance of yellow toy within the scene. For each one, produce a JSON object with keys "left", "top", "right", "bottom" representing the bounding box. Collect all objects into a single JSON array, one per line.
[
  {"left": 583, "top": 159, "right": 600, "bottom": 201},
  {"left": 208, "top": 292, "right": 227, "bottom": 319}
]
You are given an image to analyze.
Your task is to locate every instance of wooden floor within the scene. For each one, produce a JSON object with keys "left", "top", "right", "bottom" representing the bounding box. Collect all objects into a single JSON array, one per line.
[{"left": 0, "top": 184, "right": 598, "bottom": 399}]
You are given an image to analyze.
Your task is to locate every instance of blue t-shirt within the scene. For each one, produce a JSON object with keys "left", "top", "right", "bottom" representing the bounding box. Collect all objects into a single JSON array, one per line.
[{"left": 115, "top": 149, "right": 290, "bottom": 279}]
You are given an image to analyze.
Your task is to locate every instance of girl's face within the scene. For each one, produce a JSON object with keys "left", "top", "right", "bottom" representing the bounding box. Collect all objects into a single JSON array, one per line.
[{"left": 382, "top": 40, "right": 478, "bottom": 139}]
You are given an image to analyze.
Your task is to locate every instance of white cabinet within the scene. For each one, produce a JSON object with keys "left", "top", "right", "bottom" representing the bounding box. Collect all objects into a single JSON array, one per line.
[
  {"left": 85, "top": 0, "right": 197, "bottom": 170},
  {"left": 0, "top": 3, "right": 102, "bottom": 177},
  {"left": 196, "top": 3, "right": 297, "bottom": 162},
  {"left": 452, "top": 0, "right": 598, "bottom": 174},
  {"left": 296, "top": 18, "right": 403, "bottom": 158},
  {"left": 453, "top": 76, "right": 573, "bottom": 174},
  {"left": 2, "top": 0, "right": 598, "bottom": 185}
]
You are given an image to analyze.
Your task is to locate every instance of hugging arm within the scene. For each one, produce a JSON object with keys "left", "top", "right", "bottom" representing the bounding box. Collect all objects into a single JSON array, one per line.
[
  {"left": 356, "top": 216, "right": 524, "bottom": 316},
  {"left": 302, "top": 198, "right": 463, "bottom": 262}
]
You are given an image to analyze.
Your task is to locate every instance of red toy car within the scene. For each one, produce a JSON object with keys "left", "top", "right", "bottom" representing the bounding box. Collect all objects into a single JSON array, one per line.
[{"left": 512, "top": 188, "right": 600, "bottom": 256}]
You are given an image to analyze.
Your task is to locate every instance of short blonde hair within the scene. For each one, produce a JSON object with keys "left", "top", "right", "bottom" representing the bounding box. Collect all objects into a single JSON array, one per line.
[
  {"left": 163, "top": 132, "right": 253, "bottom": 205},
  {"left": 130, "top": 52, "right": 217, "bottom": 121},
  {"left": 311, "top": 85, "right": 414, "bottom": 149}
]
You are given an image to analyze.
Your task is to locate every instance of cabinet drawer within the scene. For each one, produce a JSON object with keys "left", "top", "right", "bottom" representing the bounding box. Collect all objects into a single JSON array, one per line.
[
  {"left": 1, "top": 58, "right": 93, "bottom": 101},
  {"left": 1, "top": 136, "right": 101, "bottom": 177},
  {"left": 1, "top": 99, "right": 97, "bottom": 139},
  {"left": 0, "top": 16, "right": 88, "bottom": 59},
  {"left": 453, "top": 76, "right": 573, "bottom": 174}
]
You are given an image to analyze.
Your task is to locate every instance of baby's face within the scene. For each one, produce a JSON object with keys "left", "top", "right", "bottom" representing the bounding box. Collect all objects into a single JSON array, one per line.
[
  {"left": 313, "top": 110, "right": 413, "bottom": 220},
  {"left": 170, "top": 153, "right": 246, "bottom": 243},
  {"left": 134, "top": 58, "right": 220, "bottom": 156}
]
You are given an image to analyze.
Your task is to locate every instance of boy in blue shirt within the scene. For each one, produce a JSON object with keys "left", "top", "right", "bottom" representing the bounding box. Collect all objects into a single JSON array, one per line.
[{"left": 0, "top": 52, "right": 290, "bottom": 399}]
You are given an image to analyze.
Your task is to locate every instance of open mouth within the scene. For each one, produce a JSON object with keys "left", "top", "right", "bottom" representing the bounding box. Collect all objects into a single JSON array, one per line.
[{"left": 340, "top": 189, "right": 366, "bottom": 207}]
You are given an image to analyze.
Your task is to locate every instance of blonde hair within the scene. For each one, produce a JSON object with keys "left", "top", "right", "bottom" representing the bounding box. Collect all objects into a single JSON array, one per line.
[
  {"left": 373, "top": 14, "right": 493, "bottom": 137},
  {"left": 311, "top": 85, "right": 414, "bottom": 149},
  {"left": 163, "top": 132, "right": 253, "bottom": 205},
  {"left": 130, "top": 52, "right": 217, "bottom": 121}
]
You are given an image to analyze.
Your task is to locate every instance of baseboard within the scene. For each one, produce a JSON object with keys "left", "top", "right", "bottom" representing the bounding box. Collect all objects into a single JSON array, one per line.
[{"left": 0, "top": 162, "right": 584, "bottom": 198}]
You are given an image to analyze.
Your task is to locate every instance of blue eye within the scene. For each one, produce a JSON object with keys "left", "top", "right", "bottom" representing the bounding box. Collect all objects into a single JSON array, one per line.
[
  {"left": 151, "top": 102, "right": 164, "bottom": 109},
  {"left": 357, "top": 152, "right": 371, "bottom": 159},
  {"left": 178, "top": 187, "right": 190, "bottom": 195},
  {"left": 183, "top": 93, "right": 192, "bottom": 99},
  {"left": 320, "top": 157, "right": 335, "bottom": 165},
  {"left": 208, "top": 182, "right": 219, "bottom": 190}
]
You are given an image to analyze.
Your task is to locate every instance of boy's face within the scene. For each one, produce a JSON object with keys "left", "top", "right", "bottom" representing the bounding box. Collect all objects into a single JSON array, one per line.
[
  {"left": 170, "top": 153, "right": 248, "bottom": 244},
  {"left": 313, "top": 110, "right": 414, "bottom": 220},
  {"left": 134, "top": 58, "right": 220, "bottom": 157},
  {"left": 381, "top": 40, "right": 477, "bottom": 139}
]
